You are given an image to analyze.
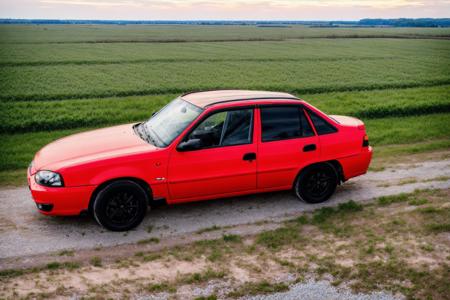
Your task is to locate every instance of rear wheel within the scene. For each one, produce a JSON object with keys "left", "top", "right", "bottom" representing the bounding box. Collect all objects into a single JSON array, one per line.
[
  {"left": 295, "top": 163, "right": 338, "bottom": 204},
  {"left": 93, "top": 180, "right": 148, "bottom": 231}
]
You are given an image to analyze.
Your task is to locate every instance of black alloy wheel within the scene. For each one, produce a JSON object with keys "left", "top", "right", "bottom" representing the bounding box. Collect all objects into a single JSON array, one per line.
[
  {"left": 295, "top": 163, "right": 338, "bottom": 204},
  {"left": 93, "top": 180, "right": 148, "bottom": 231}
]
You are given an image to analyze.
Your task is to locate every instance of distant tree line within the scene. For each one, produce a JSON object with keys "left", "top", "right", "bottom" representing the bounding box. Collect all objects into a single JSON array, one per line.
[
  {"left": 0, "top": 18, "right": 449, "bottom": 27},
  {"left": 358, "top": 18, "right": 450, "bottom": 27}
]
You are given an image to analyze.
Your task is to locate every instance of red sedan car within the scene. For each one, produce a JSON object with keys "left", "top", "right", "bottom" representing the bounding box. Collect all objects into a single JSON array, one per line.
[{"left": 28, "top": 90, "right": 372, "bottom": 231}]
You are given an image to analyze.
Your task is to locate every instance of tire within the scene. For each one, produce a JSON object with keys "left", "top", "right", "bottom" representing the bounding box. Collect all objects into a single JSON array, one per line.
[
  {"left": 93, "top": 180, "right": 148, "bottom": 231},
  {"left": 294, "top": 163, "right": 338, "bottom": 204}
]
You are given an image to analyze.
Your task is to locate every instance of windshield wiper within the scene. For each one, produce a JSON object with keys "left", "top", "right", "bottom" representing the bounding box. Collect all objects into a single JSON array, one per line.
[
  {"left": 147, "top": 126, "right": 166, "bottom": 147},
  {"left": 133, "top": 123, "right": 156, "bottom": 146},
  {"left": 142, "top": 124, "right": 159, "bottom": 146}
]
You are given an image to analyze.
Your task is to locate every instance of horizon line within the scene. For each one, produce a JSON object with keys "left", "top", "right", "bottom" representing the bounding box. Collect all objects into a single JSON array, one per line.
[{"left": 1, "top": 17, "right": 449, "bottom": 21}]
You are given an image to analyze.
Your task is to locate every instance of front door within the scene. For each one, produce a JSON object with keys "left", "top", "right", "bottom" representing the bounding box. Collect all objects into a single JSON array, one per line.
[
  {"left": 168, "top": 108, "right": 257, "bottom": 201},
  {"left": 257, "top": 105, "right": 319, "bottom": 189}
]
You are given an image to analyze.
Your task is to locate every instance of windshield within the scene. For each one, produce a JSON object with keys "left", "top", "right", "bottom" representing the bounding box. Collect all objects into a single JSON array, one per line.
[{"left": 141, "top": 98, "right": 203, "bottom": 147}]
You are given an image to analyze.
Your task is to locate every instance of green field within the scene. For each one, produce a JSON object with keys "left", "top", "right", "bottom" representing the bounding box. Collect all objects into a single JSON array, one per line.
[
  {"left": 1, "top": 25, "right": 449, "bottom": 43},
  {"left": 0, "top": 25, "right": 449, "bottom": 185}
]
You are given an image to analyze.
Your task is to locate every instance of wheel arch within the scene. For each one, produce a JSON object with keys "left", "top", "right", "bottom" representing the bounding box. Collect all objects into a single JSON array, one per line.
[
  {"left": 293, "top": 160, "right": 343, "bottom": 189},
  {"left": 88, "top": 177, "right": 153, "bottom": 214}
]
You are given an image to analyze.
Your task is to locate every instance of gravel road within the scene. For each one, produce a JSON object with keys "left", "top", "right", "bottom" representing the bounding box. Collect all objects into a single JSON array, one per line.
[
  {"left": 1, "top": 159, "right": 449, "bottom": 259},
  {"left": 244, "top": 279, "right": 400, "bottom": 300}
]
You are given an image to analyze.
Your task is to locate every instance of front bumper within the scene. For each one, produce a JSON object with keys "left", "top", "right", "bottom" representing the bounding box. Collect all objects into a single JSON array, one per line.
[{"left": 28, "top": 169, "right": 96, "bottom": 216}]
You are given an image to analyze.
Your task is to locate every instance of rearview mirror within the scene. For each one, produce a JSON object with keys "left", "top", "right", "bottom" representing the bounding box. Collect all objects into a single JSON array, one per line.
[{"left": 177, "top": 139, "right": 202, "bottom": 151}]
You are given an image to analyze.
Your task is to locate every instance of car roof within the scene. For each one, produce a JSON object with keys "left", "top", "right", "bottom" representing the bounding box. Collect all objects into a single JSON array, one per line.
[{"left": 181, "top": 90, "right": 299, "bottom": 108}]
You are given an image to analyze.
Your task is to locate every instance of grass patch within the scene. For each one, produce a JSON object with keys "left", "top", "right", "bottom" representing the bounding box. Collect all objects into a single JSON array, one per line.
[
  {"left": 377, "top": 193, "right": 409, "bottom": 206},
  {"left": 312, "top": 200, "right": 363, "bottom": 224},
  {"left": 295, "top": 215, "right": 310, "bottom": 224},
  {"left": 137, "top": 237, "right": 160, "bottom": 245},
  {"left": 0, "top": 261, "right": 81, "bottom": 280},
  {"left": 424, "top": 176, "right": 450, "bottom": 182},
  {"left": 426, "top": 223, "right": 450, "bottom": 233},
  {"left": 146, "top": 282, "right": 176, "bottom": 293},
  {"left": 0, "top": 268, "right": 25, "bottom": 279},
  {"left": 409, "top": 198, "right": 429, "bottom": 206},
  {"left": 90, "top": 257, "right": 102, "bottom": 267},
  {"left": 256, "top": 227, "right": 300, "bottom": 250},
  {"left": 135, "top": 252, "right": 163, "bottom": 262},
  {"left": 418, "top": 206, "right": 442, "bottom": 214},
  {"left": 170, "top": 239, "right": 231, "bottom": 262},
  {"left": 58, "top": 250, "right": 75, "bottom": 256},
  {"left": 0, "top": 169, "right": 27, "bottom": 186},
  {"left": 420, "top": 244, "right": 434, "bottom": 252},
  {"left": 348, "top": 260, "right": 450, "bottom": 299},
  {"left": 178, "top": 268, "right": 226, "bottom": 285},
  {"left": 142, "top": 253, "right": 162, "bottom": 262},
  {"left": 46, "top": 261, "right": 80, "bottom": 271},
  {"left": 373, "top": 139, "right": 450, "bottom": 161},
  {"left": 228, "top": 281, "right": 289, "bottom": 298},
  {"left": 195, "top": 295, "right": 217, "bottom": 300},
  {"left": 196, "top": 225, "right": 222, "bottom": 234},
  {"left": 222, "top": 234, "right": 242, "bottom": 243}
]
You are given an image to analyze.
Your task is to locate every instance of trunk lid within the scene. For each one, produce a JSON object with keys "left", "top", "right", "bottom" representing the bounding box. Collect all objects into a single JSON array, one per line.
[{"left": 330, "top": 115, "right": 365, "bottom": 130}]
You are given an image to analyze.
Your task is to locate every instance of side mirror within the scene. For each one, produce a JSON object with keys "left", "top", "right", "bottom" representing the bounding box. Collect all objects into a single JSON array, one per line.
[{"left": 177, "top": 139, "right": 202, "bottom": 151}]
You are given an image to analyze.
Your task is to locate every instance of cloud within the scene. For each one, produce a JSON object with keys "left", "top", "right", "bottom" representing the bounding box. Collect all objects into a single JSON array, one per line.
[
  {"left": 40, "top": 0, "right": 143, "bottom": 6},
  {"left": 36, "top": 0, "right": 436, "bottom": 9},
  {"left": 1, "top": 0, "right": 449, "bottom": 19}
]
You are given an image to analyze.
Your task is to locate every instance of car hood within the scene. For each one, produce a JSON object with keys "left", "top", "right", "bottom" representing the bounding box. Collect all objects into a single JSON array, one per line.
[{"left": 32, "top": 124, "right": 156, "bottom": 172}]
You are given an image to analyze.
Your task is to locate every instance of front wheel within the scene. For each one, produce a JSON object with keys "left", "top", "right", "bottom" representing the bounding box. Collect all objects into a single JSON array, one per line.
[
  {"left": 294, "top": 163, "right": 338, "bottom": 204},
  {"left": 93, "top": 180, "right": 148, "bottom": 231}
]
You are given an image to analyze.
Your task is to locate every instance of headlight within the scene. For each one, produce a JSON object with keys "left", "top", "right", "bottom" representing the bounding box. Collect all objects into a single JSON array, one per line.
[{"left": 35, "top": 170, "right": 64, "bottom": 187}]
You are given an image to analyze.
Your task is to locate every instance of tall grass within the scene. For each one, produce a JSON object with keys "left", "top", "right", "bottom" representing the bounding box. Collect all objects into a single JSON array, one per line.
[
  {"left": 1, "top": 113, "right": 448, "bottom": 172},
  {"left": 1, "top": 37, "right": 448, "bottom": 102},
  {"left": 1, "top": 39, "right": 448, "bottom": 65},
  {"left": 1, "top": 59, "right": 448, "bottom": 101},
  {"left": 1, "top": 86, "right": 449, "bottom": 133}
]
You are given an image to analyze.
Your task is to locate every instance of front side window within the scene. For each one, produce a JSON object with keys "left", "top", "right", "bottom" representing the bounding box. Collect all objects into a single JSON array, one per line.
[
  {"left": 261, "top": 106, "right": 314, "bottom": 142},
  {"left": 141, "top": 98, "right": 203, "bottom": 147},
  {"left": 307, "top": 110, "right": 337, "bottom": 135},
  {"left": 179, "top": 108, "right": 253, "bottom": 150}
]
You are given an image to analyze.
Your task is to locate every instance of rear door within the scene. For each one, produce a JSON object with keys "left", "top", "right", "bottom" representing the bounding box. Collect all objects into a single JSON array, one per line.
[
  {"left": 257, "top": 105, "right": 319, "bottom": 189},
  {"left": 168, "top": 107, "right": 257, "bottom": 201}
]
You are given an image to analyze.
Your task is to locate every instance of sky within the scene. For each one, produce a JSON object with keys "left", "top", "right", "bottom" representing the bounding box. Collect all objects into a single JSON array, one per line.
[{"left": 0, "top": 0, "right": 449, "bottom": 20}]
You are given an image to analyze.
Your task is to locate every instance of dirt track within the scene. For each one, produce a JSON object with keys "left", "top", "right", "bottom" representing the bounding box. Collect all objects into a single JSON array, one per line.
[{"left": 0, "top": 159, "right": 449, "bottom": 260}]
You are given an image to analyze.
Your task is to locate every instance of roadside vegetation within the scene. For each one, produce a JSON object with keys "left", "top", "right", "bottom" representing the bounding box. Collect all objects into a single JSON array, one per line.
[
  {"left": 0, "top": 25, "right": 449, "bottom": 186},
  {"left": 1, "top": 189, "right": 448, "bottom": 299}
]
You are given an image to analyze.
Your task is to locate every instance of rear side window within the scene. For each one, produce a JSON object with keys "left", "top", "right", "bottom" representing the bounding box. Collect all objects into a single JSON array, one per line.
[
  {"left": 261, "top": 106, "right": 314, "bottom": 142},
  {"left": 307, "top": 110, "right": 337, "bottom": 135}
]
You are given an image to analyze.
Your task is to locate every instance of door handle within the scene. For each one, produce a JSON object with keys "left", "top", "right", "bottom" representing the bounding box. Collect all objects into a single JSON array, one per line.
[
  {"left": 303, "top": 144, "right": 317, "bottom": 152},
  {"left": 243, "top": 152, "right": 256, "bottom": 161}
]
